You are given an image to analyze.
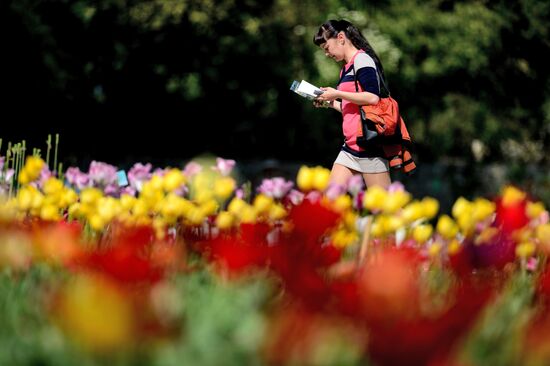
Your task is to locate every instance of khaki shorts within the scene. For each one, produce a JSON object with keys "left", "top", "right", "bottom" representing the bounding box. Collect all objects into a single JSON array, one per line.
[{"left": 334, "top": 150, "right": 389, "bottom": 174}]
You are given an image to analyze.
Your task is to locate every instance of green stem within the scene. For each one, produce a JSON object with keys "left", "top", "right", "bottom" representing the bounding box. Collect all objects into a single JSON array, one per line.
[
  {"left": 46, "top": 134, "right": 51, "bottom": 169},
  {"left": 54, "top": 133, "right": 59, "bottom": 176}
]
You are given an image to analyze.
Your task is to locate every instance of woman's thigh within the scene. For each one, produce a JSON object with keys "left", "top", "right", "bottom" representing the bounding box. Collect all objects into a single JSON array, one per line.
[
  {"left": 330, "top": 163, "right": 356, "bottom": 187},
  {"left": 362, "top": 171, "right": 391, "bottom": 189}
]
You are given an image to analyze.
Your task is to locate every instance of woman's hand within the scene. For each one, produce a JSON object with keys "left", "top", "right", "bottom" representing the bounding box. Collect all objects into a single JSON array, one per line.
[{"left": 316, "top": 87, "right": 340, "bottom": 102}]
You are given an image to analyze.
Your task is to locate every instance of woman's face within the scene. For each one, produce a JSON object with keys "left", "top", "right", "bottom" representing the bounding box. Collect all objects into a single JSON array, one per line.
[{"left": 321, "top": 37, "right": 344, "bottom": 62}]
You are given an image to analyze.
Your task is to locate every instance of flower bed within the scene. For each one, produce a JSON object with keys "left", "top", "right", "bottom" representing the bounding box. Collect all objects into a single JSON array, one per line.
[{"left": 0, "top": 155, "right": 549, "bottom": 365}]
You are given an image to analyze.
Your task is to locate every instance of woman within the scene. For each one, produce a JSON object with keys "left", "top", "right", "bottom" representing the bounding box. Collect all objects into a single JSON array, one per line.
[{"left": 313, "top": 19, "right": 391, "bottom": 189}]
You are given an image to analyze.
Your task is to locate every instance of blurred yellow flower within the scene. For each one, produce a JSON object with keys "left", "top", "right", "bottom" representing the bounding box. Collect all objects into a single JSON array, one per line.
[
  {"left": 120, "top": 194, "right": 137, "bottom": 211},
  {"left": 501, "top": 186, "right": 526, "bottom": 207},
  {"left": 40, "top": 204, "right": 60, "bottom": 221},
  {"left": 18, "top": 156, "right": 45, "bottom": 184},
  {"left": 216, "top": 211, "right": 235, "bottom": 229},
  {"left": 472, "top": 198, "right": 496, "bottom": 222},
  {"left": 199, "top": 199, "right": 219, "bottom": 217},
  {"left": 253, "top": 194, "right": 274, "bottom": 214},
  {"left": 214, "top": 177, "right": 236, "bottom": 200},
  {"left": 383, "top": 191, "right": 411, "bottom": 214},
  {"left": 268, "top": 204, "right": 287, "bottom": 221},
  {"left": 228, "top": 197, "right": 247, "bottom": 215},
  {"left": 428, "top": 242, "right": 442, "bottom": 257},
  {"left": 162, "top": 169, "right": 186, "bottom": 192},
  {"left": 332, "top": 194, "right": 352, "bottom": 213},
  {"left": 89, "top": 214, "right": 106, "bottom": 231},
  {"left": 516, "top": 241, "right": 536, "bottom": 258},
  {"left": 80, "top": 188, "right": 103, "bottom": 205},
  {"left": 401, "top": 201, "right": 423, "bottom": 223},
  {"left": 363, "top": 186, "right": 387, "bottom": 212},
  {"left": 331, "top": 229, "right": 359, "bottom": 248},
  {"left": 412, "top": 224, "right": 433, "bottom": 244},
  {"left": 448, "top": 239, "right": 461, "bottom": 255},
  {"left": 456, "top": 213, "right": 475, "bottom": 237},
  {"left": 186, "top": 207, "right": 206, "bottom": 225},
  {"left": 42, "top": 177, "right": 64, "bottom": 195},
  {"left": 536, "top": 224, "right": 550, "bottom": 246},
  {"left": 312, "top": 166, "right": 330, "bottom": 191},
  {"left": 55, "top": 274, "right": 134, "bottom": 353},
  {"left": 436, "top": 215, "right": 459, "bottom": 240},
  {"left": 296, "top": 166, "right": 314, "bottom": 191},
  {"left": 452, "top": 197, "right": 473, "bottom": 219},
  {"left": 0, "top": 232, "right": 33, "bottom": 270},
  {"left": 527, "top": 201, "right": 546, "bottom": 219},
  {"left": 240, "top": 205, "right": 258, "bottom": 224},
  {"left": 421, "top": 197, "right": 439, "bottom": 219}
]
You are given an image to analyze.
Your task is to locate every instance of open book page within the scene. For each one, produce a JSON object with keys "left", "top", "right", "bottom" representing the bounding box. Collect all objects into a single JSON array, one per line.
[{"left": 290, "top": 80, "right": 324, "bottom": 100}]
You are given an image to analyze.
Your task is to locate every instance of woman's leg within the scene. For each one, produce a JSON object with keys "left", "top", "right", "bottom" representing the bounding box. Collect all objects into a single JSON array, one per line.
[
  {"left": 362, "top": 171, "right": 391, "bottom": 189},
  {"left": 330, "top": 163, "right": 355, "bottom": 187}
]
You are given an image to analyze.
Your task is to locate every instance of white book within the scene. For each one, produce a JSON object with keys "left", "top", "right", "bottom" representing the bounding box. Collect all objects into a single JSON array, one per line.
[{"left": 290, "top": 80, "right": 324, "bottom": 100}]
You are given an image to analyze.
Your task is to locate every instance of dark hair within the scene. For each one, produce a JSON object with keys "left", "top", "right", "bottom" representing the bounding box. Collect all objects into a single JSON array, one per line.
[{"left": 313, "top": 19, "right": 386, "bottom": 81}]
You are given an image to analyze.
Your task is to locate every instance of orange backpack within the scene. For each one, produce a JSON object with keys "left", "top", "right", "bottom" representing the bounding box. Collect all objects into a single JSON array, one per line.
[{"left": 353, "top": 65, "right": 416, "bottom": 175}]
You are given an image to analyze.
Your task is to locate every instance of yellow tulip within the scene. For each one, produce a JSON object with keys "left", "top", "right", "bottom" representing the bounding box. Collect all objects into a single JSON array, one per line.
[
  {"left": 162, "top": 169, "right": 186, "bottom": 192},
  {"left": 96, "top": 197, "right": 120, "bottom": 222},
  {"left": 457, "top": 213, "right": 475, "bottom": 237},
  {"left": 268, "top": 204, "right": 287, "bottom": 220},
  {"left": 18, "top": 156, "right": 45, "bottom": 184},
  {"left": 55, "top": 274, "right": 134, "bottom": 353},
  {"left": 421, "top": 197, "right": 439, "bottom": 219},
  {"left": 452, "top": 197, "right": 473, "bottom": 219},
  {"left": 296, "top": 166, "right": 313, "bottom": 191},
  {"left": 195, "top": 188, "right": 214, "bottom": 205},
  {"left": 447, "top": 239, "right": 461, "bottom": 255},
  {"left": 536, "top": 224, "right": 550, "bottom": 246},
  {"left": 240, "top": 206, "right": 258, "bottom": 224},
  {"left": 333, "top": 194, "right": 352, "bottom": 213},
  {"left": 16, "top": 186, "right": 35, "bottom": 211},
  {"left": 186, "top": 207, "right": 206, "bottom": 225},
  {"left": 383, "top": 191, "right": 411, "bottom": 214},
  {"left": 59, "top": 188, "right": 78, "bottom": 208},
  {"left": 436, "top": 215, "right": 459, "bottom": 240},
  {"left": 412, "top": 224, "right": 433, "bottom": 244},
  {"left": 216, "top": 211, "right": 235, "bottom": 230},
  {"left": 214, "top": 177, "right": 236, "bottom": 200},
  {"left": 42, "top": 177, "right": 64, "bottom": 195},
  {"left": 343, "top": 211, "right": 358, "bottom": 230},
  {"left": 428, "top": 242, "right": 442, "bottom": 257},
  {"left": 120, "top": 194, "right": 137, "bottom": 211},
  {"left": 40, "top": 204, "right": 60, "bottom": 221},
  {"left": 199, "top": 199, "right": 219, "bottom": 217},
  {"left": 228, "top": 198, "right": 247, "bottom": 215},
  {"left": 401, "top": 201, "right": 424, "bottom": 223},
  {"left": 516, "top": 241, "right": 536, "bottom": 258},
  {"left": 253, "top": 194, "right": 273, "bottom": 214},
  {"left": 148, "top": 174, "right": 164, "bottom": 191},
  {"left": 472, "top": 198, "right": 495, "bottom": 222},
  {"left": 80, "top": 188, "right": 103, "bottom": 205},
  {"left": 88, "top": 214, "right": 106, "bottom": 231},
  {"left": 527, "top": 201, "right": 546, "bottom": 219},
  {"left": 363, "top": 186, "right": 388, "bottom": 212},
  {"left": 160, "top": 194, "right": 187, "bottom": 218},
  {"left": 132, "top": 199, "right": 149, "bottom": 217},
  {"left": 312, "top": 166, "right": 330, "bottom": 191},
  {"left": 501, "top": 186, "right": 526, "bottom": 207},
  {"left": 331, "top": 229, "right": 359, "bottom": 248},
  {"left": 370, "top": 219, "right": 385, "bottom": 238}
]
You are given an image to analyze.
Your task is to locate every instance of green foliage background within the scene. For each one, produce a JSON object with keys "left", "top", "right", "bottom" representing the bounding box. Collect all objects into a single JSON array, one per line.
[{"left": 2, "top": 0, "right": 549, "bottom": 170}]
